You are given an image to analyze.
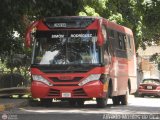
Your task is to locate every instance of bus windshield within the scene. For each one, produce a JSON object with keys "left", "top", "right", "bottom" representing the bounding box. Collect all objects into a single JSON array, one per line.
[{"left": 32, "top": 30, "right": 100, "bottom": 65}]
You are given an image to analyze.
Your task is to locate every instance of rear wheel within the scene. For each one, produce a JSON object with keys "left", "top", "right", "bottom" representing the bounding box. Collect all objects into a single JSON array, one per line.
[
  {"left": 120, "top": 87, "right": 129, "bottom": 105},
  {"left": 112, "top": 96, "right": 120, "bottom": 105},
  {"left": 139, "top": 94, "right": 144, "bottom": 97}
]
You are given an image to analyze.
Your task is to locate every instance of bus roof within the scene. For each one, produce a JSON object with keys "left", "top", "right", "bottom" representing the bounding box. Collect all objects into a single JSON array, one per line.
[
  {"left": 44, "top": 16, "right": 133, "bottom": 35},
  {"left": 102, "top": 18, "right": 133, "bottom": 35}
]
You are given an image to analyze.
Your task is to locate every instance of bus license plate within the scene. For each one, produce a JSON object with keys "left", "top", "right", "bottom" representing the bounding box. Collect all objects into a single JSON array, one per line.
[
  {"left": 62, "top": 93, "right": 71, "bottom": 98},
  {"left": 147, "top": 86, "right": 152, "bottom": 89}
]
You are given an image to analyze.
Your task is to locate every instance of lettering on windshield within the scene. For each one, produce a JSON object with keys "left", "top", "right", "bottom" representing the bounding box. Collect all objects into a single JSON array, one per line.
[
  {"left": 51, "top": 34, "right": 64, "bottom": 38},
  {"left": 70, "top": 34, "right": 92, "bottom": 37},
  {"left": 51, "top": 34, "right": 93, "bottom": 38},
  {"left": 36, "top": 30, "right": 97, "bottom": 39}
]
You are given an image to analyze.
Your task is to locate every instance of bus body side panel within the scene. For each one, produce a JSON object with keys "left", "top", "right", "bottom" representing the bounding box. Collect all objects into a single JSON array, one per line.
[
  {"left": 102, "top": 19, "right": 137, "bottom": 96},
  {"left": 116, "top": 57, "right": 129, "bottom": 96},
  {"left": 127, "top": 36, "right": 137, "bottom": 94},
  {"left": 108, "top": 57, "right": 129, "bottom": 96},
  {"left": 128, "top": 54, "right": 137, "bottom": 94}
]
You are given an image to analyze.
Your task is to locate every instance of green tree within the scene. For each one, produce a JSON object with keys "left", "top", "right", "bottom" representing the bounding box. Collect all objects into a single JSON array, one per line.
[
  {"left": 0, "top": 0, "right": 82, "bottom": 73},
  {"left": 1, "top": 0, "right": 160, "bottom": 72},
  {"left": 0, "top": 0, "right": 82, "bottom": 56},
  {"left": 142, "top": 0, "right": 160, "bottom": 46},
  {"left": 79, "top": 0, "right": 160, "bottom": 50},
  {"left": 150, "top": 53, "right": 160, "bottom": 70}
]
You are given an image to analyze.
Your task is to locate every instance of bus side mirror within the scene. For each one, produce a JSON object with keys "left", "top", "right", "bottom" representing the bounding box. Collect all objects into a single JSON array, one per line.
[
  {"left": 97, "top": 31, "right": 104, "bottom": 46},
  {"left": 25, "top": 21, "right": 39, "bottom": 48}
]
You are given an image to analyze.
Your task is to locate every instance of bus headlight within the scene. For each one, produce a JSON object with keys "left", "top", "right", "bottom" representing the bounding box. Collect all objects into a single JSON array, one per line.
[
  {"left": 78, "top": 74, "right": 101, "bottom": 86},
  {"left": 32, "top": 75, "right": 53, "bottom": 86}
]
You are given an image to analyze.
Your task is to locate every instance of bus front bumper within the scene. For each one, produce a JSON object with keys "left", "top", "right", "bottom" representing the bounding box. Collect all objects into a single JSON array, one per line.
[{"left": 31, "top": 81, "right": 105, "bottom": 99}]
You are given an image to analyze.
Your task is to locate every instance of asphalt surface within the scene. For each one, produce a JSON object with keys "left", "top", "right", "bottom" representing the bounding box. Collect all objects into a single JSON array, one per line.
[
  {"left": 0, "top": 98, "right": 28, "bottom": 112},
  {"left": 0, "top": 96, "right": 160, "bottom": 120}
]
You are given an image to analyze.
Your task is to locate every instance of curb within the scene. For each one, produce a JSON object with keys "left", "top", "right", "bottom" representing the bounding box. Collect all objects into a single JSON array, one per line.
[{"left": 0, "top": 100, "right": 28, "bottom": 112}]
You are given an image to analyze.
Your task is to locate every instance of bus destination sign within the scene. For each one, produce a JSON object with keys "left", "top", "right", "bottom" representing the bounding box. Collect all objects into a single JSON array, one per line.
[{"left": 53, "top": 23, "right": 66, "bottom": 28}]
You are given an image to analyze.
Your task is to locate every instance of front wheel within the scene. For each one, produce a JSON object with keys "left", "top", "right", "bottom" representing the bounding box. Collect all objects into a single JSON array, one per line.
[
  {"left": 96, "top": 97, "right": 108, "bottom": 108},
  {"left": 96, "top": 84, "right": 111, "bottom": 108}
]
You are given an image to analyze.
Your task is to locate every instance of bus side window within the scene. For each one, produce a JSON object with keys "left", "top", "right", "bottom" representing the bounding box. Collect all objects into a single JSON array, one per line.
[
  {"left": 106, "top": 29, "right": 111, "bottom": 52},
  {"left": 124, "top": 35, "right": 127, "bottom": 50},
  {"left": 130, "top": 36, "right": 134, "bottom": 52},
  {"left": 118, "top": 33, "right": 123, "bottom": 49},
  {"left": 107, "top": 29, "right": 116, "bottom": 55},
  {"left": 109, "top": 29, "right": 115, "bottom": 38},
  {"left": 127, "top": 35, "right": 132, "bottom": 49},
  {"left": 118, "top": 33, "right": 126, "bottom": 50},
  {"left": 102, "top": 25, "right": 107, "bottom": 42},
  {"left": 126, "top": 35, "right": 134, "bottom": 59}
]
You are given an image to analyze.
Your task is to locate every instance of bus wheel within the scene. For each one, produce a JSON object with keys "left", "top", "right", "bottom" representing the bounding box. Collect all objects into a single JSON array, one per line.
[
  {"left": 96, "top": 91, "right": 110, "bottom": 108},
  {"left": 112, "top": 96, "right": 120, "bottom": 105},
  {"left": 96, "top": 97, "right": 107, "bottom": 108},
  {"left": 120, "top": 88, "right": 129, "bottom": 105},
  {"left": 40, "top": 98, "right": 53, "bottom": 107},
  {"left": 96, "top": 84, "right": 111, "bottom": 108}
]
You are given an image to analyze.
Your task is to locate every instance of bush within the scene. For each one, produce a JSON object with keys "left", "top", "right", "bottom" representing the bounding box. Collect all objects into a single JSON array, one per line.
[{"left": 0, "top": 73, "right": 29, "bottom": 89}]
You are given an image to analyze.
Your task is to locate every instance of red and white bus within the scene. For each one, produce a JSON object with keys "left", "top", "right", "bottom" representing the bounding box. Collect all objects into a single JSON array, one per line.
[{"left": 25, "top": 16, "right": 137, "bottom": 107}]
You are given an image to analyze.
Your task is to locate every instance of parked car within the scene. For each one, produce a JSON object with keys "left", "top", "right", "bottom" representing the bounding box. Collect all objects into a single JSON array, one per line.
[{"left": 138, "top": 78, "right": 160, "bottom": 97}]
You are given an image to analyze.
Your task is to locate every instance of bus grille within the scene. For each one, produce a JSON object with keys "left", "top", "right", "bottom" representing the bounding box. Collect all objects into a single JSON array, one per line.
[
  {"left": 49, "top": 77, "right": 83, "bottom": 82},
  {"left": 53, "top": 84, "right": 78, "bottom": 86},
  {"left": 73, "top": 88, "right": 87, "bottom": 97},
  {"left": 48, "top": 89, "right": 60, "bottom": 97}
]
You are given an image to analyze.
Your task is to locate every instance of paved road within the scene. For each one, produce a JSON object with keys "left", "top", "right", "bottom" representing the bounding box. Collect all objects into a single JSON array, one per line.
[{"left": 1, "top": 96, "right": 160, "bottom": 120}]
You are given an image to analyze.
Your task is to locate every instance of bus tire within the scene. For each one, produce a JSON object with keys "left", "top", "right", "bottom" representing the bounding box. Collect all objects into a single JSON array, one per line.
[
  {"left": 112, "top": 96, "right": 120, "bottom": 105},
  {"left": 96, "top": 97, "right": 108, "bottom": 108},
  {"left": 120, "top": 87, "right": 129, "bottom": 105},
  {"left": 96, "top": 86, "right": 111, "bottom": 108}
]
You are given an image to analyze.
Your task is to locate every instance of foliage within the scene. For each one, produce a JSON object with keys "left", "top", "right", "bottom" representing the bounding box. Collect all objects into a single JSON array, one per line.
[
  {"left": 0, "top": 0, "right": 160, "bottom": 73},
  {"left": 0, "top": 0, "right": 82, "bottom": 55},
  {"left": 150, "top": 53, "right": 160, "bottom": 70},
  {"left": 0, "top": 0, "right": 82, "bottom": 75},
  {"left": 0, "top": 73, "right": 29, "bottom": 88},
  {"left": 142, "top": 0, "right": 160, "bottom": 46},
  {"left": 79, "top": 0, "right": 160, "bottom": 50}
]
